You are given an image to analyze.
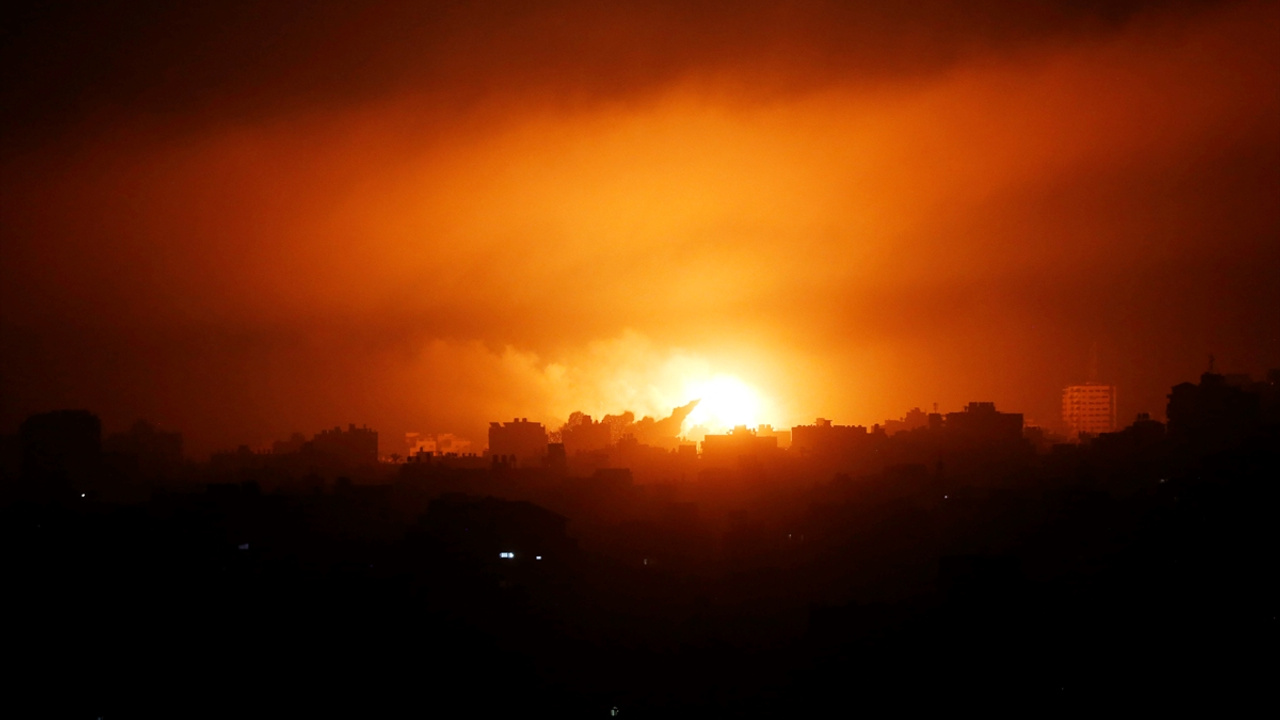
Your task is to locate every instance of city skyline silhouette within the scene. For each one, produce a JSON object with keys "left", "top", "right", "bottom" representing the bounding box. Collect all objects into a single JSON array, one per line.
[
  {"left": 2, "top": 1, "right": 1277, "bottom": 716},
  {"left": 4, "top": 1, "right": 1279, "bottom": 458}
]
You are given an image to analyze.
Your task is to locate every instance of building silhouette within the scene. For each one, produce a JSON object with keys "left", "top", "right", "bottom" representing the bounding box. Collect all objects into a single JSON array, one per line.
[
  {"left": 308, "top": 424, "right": 379, "bottom": 467},
  {"left": 701, "top": 425, "right": 778, "bottom": 468},
  {"left": 884, "top": 407, "right": 929, "bottom": 436},
  {"left": 945, "top": 402, "right": 1024, "bottom": 443},
  {"left": 790, "top": 418, "right": 870, "bottom": 456},
  {"left": 560, "top": 413, "right": 613, "bottom": 456},
  {"left": 103, "top": 420, "right": 183, "bottom": 477},
  {"left": 1166, "top": 371, "right": 1261, "bottom": 452},
  {"left": 754, "top": 424, "right": 792, "bottom": 449},
  {"left": 272, "top": 432, "right": 307, "bottom": 455},
  {"left": 489, "top": 418, "right": 549, "bottom": 467}
]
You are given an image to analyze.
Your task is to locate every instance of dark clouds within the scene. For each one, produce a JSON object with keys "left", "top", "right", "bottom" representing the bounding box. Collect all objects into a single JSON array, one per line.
[
  {"left": 1, "top": 0, "right": 1277, "bottom": 455},
  {"left": 2, "top": 0, "right": 1223, "bottom": 141}
]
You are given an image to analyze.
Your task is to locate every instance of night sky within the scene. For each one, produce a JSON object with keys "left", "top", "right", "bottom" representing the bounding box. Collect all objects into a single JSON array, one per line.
[{"left": 3, "top": 0, "right": 1278, "bottom": 456}]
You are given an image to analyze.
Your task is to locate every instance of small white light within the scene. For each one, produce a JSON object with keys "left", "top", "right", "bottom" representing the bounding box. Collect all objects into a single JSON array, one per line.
[
  {"left": 535, "top": 555, "right": 542, "bottom": 560},
  {"left": 80, "top": 493, "right": 86, "bottom": 498}
]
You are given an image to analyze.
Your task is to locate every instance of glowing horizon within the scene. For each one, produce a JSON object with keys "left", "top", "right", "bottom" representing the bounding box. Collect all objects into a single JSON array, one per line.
[
  {"left": 2, "top": 1, "right": 1276, "bottom": 458},
  {"left": 682, "top": 375, "right": 767, "bottom": 435}
]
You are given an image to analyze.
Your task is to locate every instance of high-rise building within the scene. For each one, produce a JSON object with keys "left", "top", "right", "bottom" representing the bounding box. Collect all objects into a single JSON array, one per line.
[{"left": 1062, "top": 383, "right": 1116, "bottom": 438}]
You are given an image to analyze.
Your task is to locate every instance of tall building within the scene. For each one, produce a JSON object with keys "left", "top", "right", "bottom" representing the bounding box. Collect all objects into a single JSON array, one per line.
[
  {"left": 489, "top": 418, "right": 549, "bottom": 467},
  {"left": 1062, "top": 383, "right": 1116, "bottom": 438}
]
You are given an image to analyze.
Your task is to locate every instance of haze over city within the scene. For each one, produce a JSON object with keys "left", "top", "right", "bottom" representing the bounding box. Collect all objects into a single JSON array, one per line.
[
  {"left": 4, "top": 0, "right": 1278, "bottom": 457},
  {"left": 2, "top": 2, "right": 1278, "bottom": 717}
]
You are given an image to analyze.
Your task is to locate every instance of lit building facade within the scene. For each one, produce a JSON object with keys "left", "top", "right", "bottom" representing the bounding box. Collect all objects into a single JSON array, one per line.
[{"left": 1062, "top": 383, "right": 1117, "bottom": 438}]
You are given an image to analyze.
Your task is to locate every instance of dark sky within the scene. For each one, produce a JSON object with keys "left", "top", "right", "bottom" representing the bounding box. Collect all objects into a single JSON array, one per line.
[{"left": 3, "top": 0, "right": 1278, "bottom": 456}]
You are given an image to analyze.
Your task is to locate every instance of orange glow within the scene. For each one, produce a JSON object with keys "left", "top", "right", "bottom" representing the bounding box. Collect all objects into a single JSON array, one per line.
[
  {"left": 1, "top": 1, "right": 1277, "bottom": 455},
  {"left": 684, "top": 375, "right": 766, "bottom": 433}
]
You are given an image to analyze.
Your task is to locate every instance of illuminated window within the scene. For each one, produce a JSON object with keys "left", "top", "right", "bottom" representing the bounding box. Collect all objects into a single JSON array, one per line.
[{"left": 499, "top": 551, "right": 515, "bottom": 559}]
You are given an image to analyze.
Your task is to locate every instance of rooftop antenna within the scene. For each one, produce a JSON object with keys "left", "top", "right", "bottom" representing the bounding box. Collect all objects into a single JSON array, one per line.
[{"left": 1208, "top": 353, "right": 1216, "bottom": 374}]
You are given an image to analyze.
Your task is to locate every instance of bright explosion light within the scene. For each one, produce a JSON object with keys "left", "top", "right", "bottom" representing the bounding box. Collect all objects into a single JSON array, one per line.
[{"left": 684, "top": 375, "right": 764, "bottom": 433}]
